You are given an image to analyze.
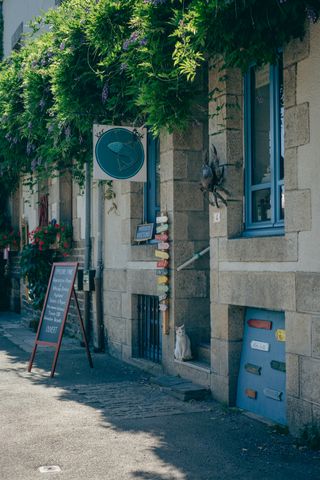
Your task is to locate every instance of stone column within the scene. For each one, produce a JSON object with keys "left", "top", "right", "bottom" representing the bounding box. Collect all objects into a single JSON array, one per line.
[
  {"left": 208, "top": 64, "right": 244, "bottom": 404},
  {"left": 160, "top": 123, "right": 210, "bottom": 372}
]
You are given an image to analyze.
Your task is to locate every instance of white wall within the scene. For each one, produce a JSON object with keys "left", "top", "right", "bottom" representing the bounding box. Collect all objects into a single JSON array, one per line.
[{"left": 3, "top": 0, "right": 56, "bottom": 57}]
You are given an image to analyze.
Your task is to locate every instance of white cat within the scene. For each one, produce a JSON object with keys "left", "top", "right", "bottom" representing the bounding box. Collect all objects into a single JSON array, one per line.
[{"left": 174, "top": 325, "right": 192, "bottom": 361}]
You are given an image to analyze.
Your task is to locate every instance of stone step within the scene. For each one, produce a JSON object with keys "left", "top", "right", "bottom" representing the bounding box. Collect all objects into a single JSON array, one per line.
[{"left": 151, "top": 375, "right": 211, "bottom": 402}]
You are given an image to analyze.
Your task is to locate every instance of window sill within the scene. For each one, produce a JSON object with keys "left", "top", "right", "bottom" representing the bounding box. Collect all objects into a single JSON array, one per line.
[{"left": 241, "top": 227, "right": 285, "bottom": 238}]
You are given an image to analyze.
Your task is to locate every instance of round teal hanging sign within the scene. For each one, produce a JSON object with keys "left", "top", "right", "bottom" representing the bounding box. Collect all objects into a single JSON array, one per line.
[{"left": 95, "top": 127, "right": 145, "bottom": 180}]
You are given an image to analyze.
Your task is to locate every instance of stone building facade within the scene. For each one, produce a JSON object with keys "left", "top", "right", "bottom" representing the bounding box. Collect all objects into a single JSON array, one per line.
[{"left": 3, "top": 2, "right": 320, "bottom": 435}]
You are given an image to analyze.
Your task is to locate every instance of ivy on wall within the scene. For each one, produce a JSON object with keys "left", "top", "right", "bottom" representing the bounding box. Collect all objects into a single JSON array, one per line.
[{"left": 0, "top": 0, "right": 319, "bottom": 197}]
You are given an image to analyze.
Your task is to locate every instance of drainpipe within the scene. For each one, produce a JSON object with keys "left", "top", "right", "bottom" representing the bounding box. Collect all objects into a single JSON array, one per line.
[
  {"left": 94, "top": 181, "right": 105, "bottom": 352},
  {"left": 84, "top": 159, "right": 91, "bottom": 341}
]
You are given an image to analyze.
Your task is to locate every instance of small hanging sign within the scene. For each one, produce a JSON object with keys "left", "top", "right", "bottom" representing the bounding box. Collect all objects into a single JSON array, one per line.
[
  {"left": 275, "top": 329, "right": 286, "bottom": 342},
  {"left": 159, "top": 303, "right": 168, "bottom": 312},
  {"left": 156, "top": 224, "right": 169, "bottom": 233},
  {"left": 156, "top": 215, "right": 168, "bottom": 224},
  {"left": 270, "top": 360, "right": 286, "bottom": 372},
  {"left": 245, "top": 388, "right": 257, "bottom": 399},
  {"left": 159, "top": 293, "right": 168, "bottom": 301},
  {"left": 245, "top": 363, "right": 262, "bottom": 375},
  {"left": 155, "top": 250, "right": 169, "bottom": 260},
  {"left": 248, "top": 319, "right": 272, "bottom": 330},
  {"left": 158, "top": 284, "right": 169, "bottom": 293},
  {"left": 158, "top": 242, "right": 170, "bottom": 250},
  {"left": 263, "top": 388, "right": 282, "bottom": 401},
  {"left": 157, "top": 276, "right": 169, "bottom": 285},
  {"left": 156, "top": 268, "right": 169, "bottom": 276},
  {"left": 155, "top": 233, "right": 169, "bottom": 242},
  {"left": 250, "top": 340, "right": 270, "bottom": 352},
  {"left": 157, "top": 260, "right": 169, "bottom": 268},
  {"left": 155, "top": 212, "right": 170, "bottom": 335},
  {"left": 134, "top": 223, "right": 154, "bottom": 242}
]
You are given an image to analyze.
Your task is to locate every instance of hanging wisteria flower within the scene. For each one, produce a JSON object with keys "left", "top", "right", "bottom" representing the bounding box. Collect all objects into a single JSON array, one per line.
[
  {"left": 144, "top": 0, "right": 167, "bottom": 5},
  {"left": 26, "top": 142, "right": 35, "bottom": 156},
  {"left": 101, "top": 81, "right": 109, "bottom": 104},
  {"left": 120, "top": 62, "right": 128, "bottom": 73},
  {"left": 139, "top": 37, "right": 148, "bottom": 47},
  {"left": 122, "top": 31, "right": 140, "bottom": 50},
  {"left": 59, "top": 42, "right": 65, "bottom": 50},
  {"left": 39, "top": 98, "right": 46, "bottom": 111},
  {"left": 64, "top": 125, "right": 71, "bottom": 139},
  {"left": 306, "top": 5, "right": 319, "bottom": 22},
  {"left": 31, "top": 158, "right": 37, "bottom": 171}
]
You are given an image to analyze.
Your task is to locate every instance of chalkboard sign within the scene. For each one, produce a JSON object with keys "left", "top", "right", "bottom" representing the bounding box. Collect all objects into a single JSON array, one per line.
[
  {"left": 38, "top": 264, "right": 77, "bottom": 343},
  {"left": 28, "top": 262, "right": 93, "bottom": 377},
  {"left": 134, "top": 223, "right": 154, "bottom": 242}
]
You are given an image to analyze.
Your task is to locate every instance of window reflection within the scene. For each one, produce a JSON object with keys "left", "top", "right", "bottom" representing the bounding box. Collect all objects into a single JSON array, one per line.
[
  {"left": 252, "top": 189, "right": 271, "bottom": 223},
  {"left": 252, "top": 64, "right": 271, "bottom": 185}
]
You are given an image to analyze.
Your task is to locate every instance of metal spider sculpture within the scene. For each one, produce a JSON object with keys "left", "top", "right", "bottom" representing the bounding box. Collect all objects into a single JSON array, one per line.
[{"left": 200, "top": 145, "right": 232, "bottom": 207}]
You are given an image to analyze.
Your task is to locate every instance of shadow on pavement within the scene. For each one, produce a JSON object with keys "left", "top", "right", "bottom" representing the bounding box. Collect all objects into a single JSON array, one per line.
[{"left": 1, "top": 314, "right": 320, "bottom": 480}]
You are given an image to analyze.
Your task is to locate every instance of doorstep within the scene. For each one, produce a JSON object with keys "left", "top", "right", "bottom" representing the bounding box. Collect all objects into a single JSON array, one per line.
[{"left": 151, "top": 374, "right": 211, "bottom": 402}]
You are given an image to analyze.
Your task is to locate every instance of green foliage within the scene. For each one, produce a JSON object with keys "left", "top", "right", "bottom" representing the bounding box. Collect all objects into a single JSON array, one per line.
[
  {"left": 0, "top": 0, "right": 319, "bottom": 197},
  {"left": 20, "top": 222, "right": 72, "bottom": 310}
]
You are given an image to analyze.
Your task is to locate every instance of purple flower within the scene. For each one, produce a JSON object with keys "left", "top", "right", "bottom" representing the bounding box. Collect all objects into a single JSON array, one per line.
[
  {"left": 41, "top": 58, "right": 47, "bottom": 66},
  {"left": 101, "top": 81, "right": 109, "bottom": 104},
  {"left": 39, "top": 98, "right": 46, "bottom": 111},
  {"left": 31, "top": 60, "right": 38, "bottom": 68},
  {"left": 306, "top": 6, "right": 318, "bottom": 23},
  {"left": 120, "top": 62, "right": 127, "bottom": 73},
  {"left": 26, "top": 142, "right": 34, "bottom": 156},
  {"left": 31, "top": 158, "right": 37, "bottom": 172},
  {"left": 144, "top": 0, "right": 166, "bottom": 4},
  {"left": 60, "top": 42, "right": 65, "bottom": 50},
  {"left": 122, "top": 39, "right": 130, "bottom": 51},
  {"left": 5, "top": 133, "right": 12, "bottom": 142},
  {"left": 122, "top": 31, "right": 140, "bottom": 50},
  {"left": 65, "top": 125, "right": 71, "bottom": 139},
  {"left": 139, "top": 37, "right": 148, "bottom": 46}
]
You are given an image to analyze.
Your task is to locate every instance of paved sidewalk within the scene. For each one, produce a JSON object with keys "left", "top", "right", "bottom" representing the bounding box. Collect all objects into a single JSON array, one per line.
[{"left": 1, "top": 311, "right": 320, "bottom": 480}]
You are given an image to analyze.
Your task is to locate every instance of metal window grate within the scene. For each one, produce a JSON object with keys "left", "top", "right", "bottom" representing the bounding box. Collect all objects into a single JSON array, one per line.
[{"left": 138, "top": 295, "right": 161, "bottom": 363}]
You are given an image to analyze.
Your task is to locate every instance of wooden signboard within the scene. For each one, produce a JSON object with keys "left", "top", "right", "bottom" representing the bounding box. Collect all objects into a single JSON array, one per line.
[{"left": 28, "top": 262, "right": 93, "bottom": 377}]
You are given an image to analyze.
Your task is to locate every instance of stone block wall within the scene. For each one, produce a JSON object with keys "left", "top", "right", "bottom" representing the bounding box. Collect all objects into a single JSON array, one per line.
[
  {"left": 159, "top": 125, "right": 210, "bottom": 374},
  {"left": 209, "top": 22, "right": 320, "bottom": 434}
]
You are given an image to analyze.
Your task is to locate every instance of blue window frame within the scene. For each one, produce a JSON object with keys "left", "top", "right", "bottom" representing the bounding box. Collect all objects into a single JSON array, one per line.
[
  {"left": 244, "top": 58, "right": 284, "bottom": 236},
  {"left": 144, "top": 136, "right": 160, "bottom": 228}
]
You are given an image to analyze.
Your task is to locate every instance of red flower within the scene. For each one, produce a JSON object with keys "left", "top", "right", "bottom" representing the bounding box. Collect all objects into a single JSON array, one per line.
[{"left": 63, "top": 242, "right": 69, "bottom": 248}]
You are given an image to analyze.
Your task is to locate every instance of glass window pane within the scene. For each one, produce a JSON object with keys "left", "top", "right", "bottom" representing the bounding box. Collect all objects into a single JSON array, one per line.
[
  {"left": 252, "top": 65, "right": 271, "bottom": 185},
  {"left": 252, "top": 189, "right": 271, "bottom": 223},
  {"left": 279, "top": 59, "right": 284, "bottom": 181},
  {"left": 280, "top": 185, "right": 285, "bottom": 220}
]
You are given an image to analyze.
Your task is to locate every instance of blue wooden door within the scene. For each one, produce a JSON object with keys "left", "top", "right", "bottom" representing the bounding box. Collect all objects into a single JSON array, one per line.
[{"left": 237, "top": 308, "right": 286, "bottom": 424}]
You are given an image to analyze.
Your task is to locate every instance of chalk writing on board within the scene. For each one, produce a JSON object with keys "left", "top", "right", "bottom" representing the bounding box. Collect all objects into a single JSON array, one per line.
[{"left": 38, "top": 265, "right": 77, "bottom": 343}]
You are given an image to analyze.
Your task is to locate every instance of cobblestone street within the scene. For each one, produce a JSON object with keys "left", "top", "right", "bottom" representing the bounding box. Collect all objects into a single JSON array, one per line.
[{"left": 1, "top": 314, "right": 320, "bottom": 480}]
